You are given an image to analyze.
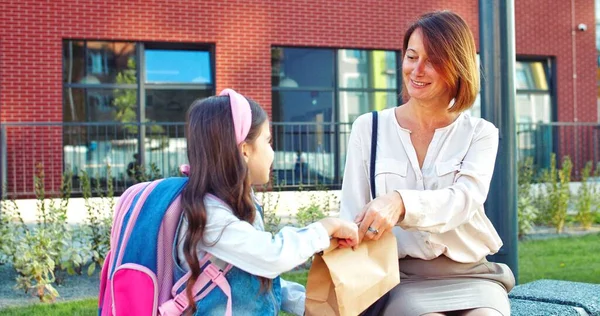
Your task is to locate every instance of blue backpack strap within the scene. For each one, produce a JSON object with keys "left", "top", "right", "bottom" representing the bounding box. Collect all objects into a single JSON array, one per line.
[
  {"left": 370, "top": 111, "right": 378, "bottom": 200},
  {"left": 121, "top": 177, "right": 188, "bottom": 272}
]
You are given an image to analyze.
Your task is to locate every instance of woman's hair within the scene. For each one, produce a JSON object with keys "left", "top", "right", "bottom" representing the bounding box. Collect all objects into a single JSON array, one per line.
[
  {"left": 180, "top": 94, "right": 268, "bottom": 313},
  {"left": 402, "top": 10, "right": 479, "bottom": 112}
]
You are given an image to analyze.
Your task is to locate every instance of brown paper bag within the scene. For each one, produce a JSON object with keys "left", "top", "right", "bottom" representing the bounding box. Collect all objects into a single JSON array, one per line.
[{"left": 305, "top": 231, "right": 400, "bottom": 316}]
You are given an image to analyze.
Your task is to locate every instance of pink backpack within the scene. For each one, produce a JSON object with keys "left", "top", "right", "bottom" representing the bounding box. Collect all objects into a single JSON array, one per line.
[{"left": 98, "top": 177, "right": 233, "bottom": 316}]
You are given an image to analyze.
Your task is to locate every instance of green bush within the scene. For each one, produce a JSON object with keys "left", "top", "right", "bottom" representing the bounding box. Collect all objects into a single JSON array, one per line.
[
  {"left": 0, "top": 189, "right": 26, "bottom": 264},
  {"left": 256, "top": 179, "right": 282, "bottom": 235},
  {"left": 295, "top": 185, "right": 338, "bottom": 227},
  {"left": 80, "top": 167, "right": 114, "bottom": 276},
  {"left": 0, "top": 163, "right": 116, "bottom": 302},
  {"left": 535, "top": 154, "right": 573, "bottom": 233},
  {"left": 552, "top": 156, "right": 573, "bottom": 233},
  {"left": 575, "top": 162, "right": 597, "bottom": 230},
  {"left": 12, "top": 229, "right": 60, "bottom": 302},
  {"left": 517, "top": 157, "right": 538, "bottom": 238}
]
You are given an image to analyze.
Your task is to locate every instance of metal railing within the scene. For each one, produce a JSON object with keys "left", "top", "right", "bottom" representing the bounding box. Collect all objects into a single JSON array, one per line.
[
  {"left": 516, "top": 122, "right": 600, "bottom": 178},
  {"left": 1, "top": 121, "right": 598, "bottom": 198},
  {"left": 0, "top": 121, "right": 352, "bottom": 198}
]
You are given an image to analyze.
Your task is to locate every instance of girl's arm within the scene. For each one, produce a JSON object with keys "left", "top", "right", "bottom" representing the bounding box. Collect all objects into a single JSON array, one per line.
[{"left": 189, "top": 205, "right": 355, "bottom": 279}]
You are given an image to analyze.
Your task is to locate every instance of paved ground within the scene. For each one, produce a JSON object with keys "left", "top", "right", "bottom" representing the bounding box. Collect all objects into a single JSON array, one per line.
[{"left": 0, "top": 263, "right": 99, "bottom": 309}]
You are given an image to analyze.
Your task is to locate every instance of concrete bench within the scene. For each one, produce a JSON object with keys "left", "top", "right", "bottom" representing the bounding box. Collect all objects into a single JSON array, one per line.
[
  {"left": 509, "top": 280, "right": 600, "bottom": 316},
  {"left": 511, "top": 298, "right": 583, "bottom": 316}
]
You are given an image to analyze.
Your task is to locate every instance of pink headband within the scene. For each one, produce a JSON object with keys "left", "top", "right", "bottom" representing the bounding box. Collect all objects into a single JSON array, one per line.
[{"left": 219, "top": 88, "right": 252, "bottom": 145}]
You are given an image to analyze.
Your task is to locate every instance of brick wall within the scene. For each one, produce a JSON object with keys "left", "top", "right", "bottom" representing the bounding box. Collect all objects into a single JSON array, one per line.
[
  {"left": 515, "top": 0, "right": 598, "bottom": 174},
  {"left": 0, "top": 0, "right": 597, "bottom": 194},
  {"left": 516, "top": 0, "right": 597, "bottom": 123}
]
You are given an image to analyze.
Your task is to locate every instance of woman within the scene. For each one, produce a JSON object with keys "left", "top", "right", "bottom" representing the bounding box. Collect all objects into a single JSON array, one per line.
[{"left": 340, "top": 11, "right": 515, "bottom": 316}]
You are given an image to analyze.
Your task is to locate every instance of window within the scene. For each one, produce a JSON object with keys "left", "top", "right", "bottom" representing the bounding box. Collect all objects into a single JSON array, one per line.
[
  {"left": 271, "top": 47, "right": 399, "bottom": 187},
  {"left": 514, "top": 59, "right": 554, "bottom": 167},
  {"left": 62, "top": 40, "right": 214, "bottom": 185}
]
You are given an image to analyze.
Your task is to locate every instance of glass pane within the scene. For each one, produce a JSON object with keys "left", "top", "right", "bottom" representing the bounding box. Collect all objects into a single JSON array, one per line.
[
  {"left": 62, "top": 89, "right": 139, "bottom": 190},
  {"left": 515, "top": 61, "right": 549, "bottom": 90},
  {"left": 144, "top": 124, "right": 188, "bottom": 180},
  {"left": 272, "top": 90, "right": 334, "bottom": 123},
  {"left": 145, "top": 50, "right": 212, "bottom": 84},
  {"left": 516, "top": 92, "right": 552, "bottom": 124},
  {"left": 271, "top": 90, "right": 335, "bottom": 186},
  {"left": 338, "top": 91, "right": 398, "bottom": 123},
  {"left": 63, "top": 88, "right": 138, "bottom": 122},
  {"left": 145, "top": 89, "right": 212, "bottom": 123},
  {"left": 272, "top": 47, "right": 334, "bottom": 88},
  {"left": 338, "top": 50, "right": 397, "bottom": 89},
  {"left": 63, "top": 41, "right": 137, "bottom": 84}
]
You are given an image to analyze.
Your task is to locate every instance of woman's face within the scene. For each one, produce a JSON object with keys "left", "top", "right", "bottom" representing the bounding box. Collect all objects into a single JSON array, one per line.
[{"left": 402, "top": 28, "right": 450, "bottom": 103}]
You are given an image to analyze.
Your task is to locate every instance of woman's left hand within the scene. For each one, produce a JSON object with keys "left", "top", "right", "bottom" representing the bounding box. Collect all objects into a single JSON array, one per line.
[{"left": 355, "top": 191, "right": 405, "bottom": 242}]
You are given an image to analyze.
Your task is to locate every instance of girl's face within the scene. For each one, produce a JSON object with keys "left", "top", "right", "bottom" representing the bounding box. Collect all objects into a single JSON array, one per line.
[
  {"left": 244, "top": 120, "right": 274, "bottom": 185},
  {"left": 402, "top": 28, "right": 450, "bottom": 102}
]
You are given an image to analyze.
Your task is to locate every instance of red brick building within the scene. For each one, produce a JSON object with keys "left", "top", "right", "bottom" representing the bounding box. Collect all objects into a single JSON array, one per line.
[{"left": 0, "top": 0, "right": 598, "bottom": 197}]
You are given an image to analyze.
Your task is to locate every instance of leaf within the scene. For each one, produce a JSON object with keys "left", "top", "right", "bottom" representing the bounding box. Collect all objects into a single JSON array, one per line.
[{"left": 88, "top": 263, "right": 96, "bottom": 276}]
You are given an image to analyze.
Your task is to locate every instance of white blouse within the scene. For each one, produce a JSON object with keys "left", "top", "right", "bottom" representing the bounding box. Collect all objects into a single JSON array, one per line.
[{"left": 340, "top": 108, "right": 503, "bottom": 263}]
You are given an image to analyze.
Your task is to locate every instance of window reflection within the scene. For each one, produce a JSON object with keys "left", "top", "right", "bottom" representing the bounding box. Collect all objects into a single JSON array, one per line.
[
  {"left": 271, "top": 47, "right": 334, "bottom": 88},
  {"left": 338, "top": 50, "right": 397, "bottom": 89},
  {"left": 145, "top": 50, "right": 212, "bottom": 84},
  {"left": 515, "top": 61, "right": 549, "bottom": 90},
  {"left": 145, "top": 89, "right": 212, "bottom": 124},
  {"left": 63, "top": 41, "right": 137, "bottom": 84}
]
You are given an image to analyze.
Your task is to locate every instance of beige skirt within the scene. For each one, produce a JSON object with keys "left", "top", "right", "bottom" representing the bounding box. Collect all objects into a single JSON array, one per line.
[{"left": 378, "top": 256, "right": 515, "bottom": 316}]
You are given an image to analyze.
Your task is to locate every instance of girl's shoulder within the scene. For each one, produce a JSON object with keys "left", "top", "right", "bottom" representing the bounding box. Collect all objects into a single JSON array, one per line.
[{"left": 203, "top": 194, "right": 234, "bottom": 214}]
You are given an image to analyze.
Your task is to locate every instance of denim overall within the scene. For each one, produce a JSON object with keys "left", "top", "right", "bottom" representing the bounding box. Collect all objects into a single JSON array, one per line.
[{"left": 172, "top": 200, "right": 283, "bottom": 316}]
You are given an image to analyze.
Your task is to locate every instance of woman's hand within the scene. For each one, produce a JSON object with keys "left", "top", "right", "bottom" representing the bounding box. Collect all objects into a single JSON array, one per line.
[
  {"left": 355, "top": 191, "right": 405, "bottom": 242},
  {"left": 318, "top": 218, "right": 359, "bottom": 248}
]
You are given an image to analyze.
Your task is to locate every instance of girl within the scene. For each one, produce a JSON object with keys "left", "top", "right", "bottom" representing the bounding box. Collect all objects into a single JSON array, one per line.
[{"left": 176, "top": 89, "right": 358, "bottom": 315}]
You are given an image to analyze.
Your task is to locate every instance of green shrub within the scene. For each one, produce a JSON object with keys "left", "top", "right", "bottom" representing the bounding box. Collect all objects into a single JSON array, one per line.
[
  {"left": 12, "top": 229, "right": 60, "bottom": 302},
  {"left": 575, "top": 162, "right": 597, "bottom": 230},
  {"left": 534, "top": 154, "right": 573, "bottom": 233},
  {"left": 0, "top": 190, "right": 26, "bottom": 264},
  {"left": 295, "top": 185, "right": 337, "bottom": 227},
  {"left": 256, "top": 180, "right": 282, "bottom": 235},
  {"left": 551, "top": 156, "right": 573, "bottom": 233},
  {"left": 517, "top": 157, "right": 538, "bottom": 238},
  {"left": 80, "top": 167, "right": 114, "bottom": 276}
]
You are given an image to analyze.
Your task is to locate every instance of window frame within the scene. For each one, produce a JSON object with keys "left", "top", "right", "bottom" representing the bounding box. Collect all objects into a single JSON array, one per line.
[{"left": 62, "top": 39, "right": 216, "bottom": 177}]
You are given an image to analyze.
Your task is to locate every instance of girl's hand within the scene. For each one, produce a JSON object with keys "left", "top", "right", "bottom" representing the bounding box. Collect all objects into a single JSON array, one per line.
[
  {"left": 355, "top": 191, "right": 405, "bottom": 243},
  {"left": 318, "top": 218, "right": 359, "bottom": 248}
]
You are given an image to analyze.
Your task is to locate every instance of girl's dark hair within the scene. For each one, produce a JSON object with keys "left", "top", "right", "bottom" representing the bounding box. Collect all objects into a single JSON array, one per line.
[{"left": 180, "top": 94, "right": 268, "bottom": 313}]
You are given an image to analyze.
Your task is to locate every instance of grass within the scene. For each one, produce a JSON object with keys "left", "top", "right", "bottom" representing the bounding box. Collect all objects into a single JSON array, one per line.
[
  {"left": 518, "top": 232, "right": 600, "bottom": 284},
  {"left": 0, "top": 299, "right": 97, "bottom": 316},
  {"left": 1, "top": 233, "right": 598, "bottom": 315}
]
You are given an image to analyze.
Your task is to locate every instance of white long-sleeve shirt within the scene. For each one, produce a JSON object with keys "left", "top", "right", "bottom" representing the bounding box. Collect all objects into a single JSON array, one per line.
[
  {"left": 176, "top": 194, "right": 330, "bottom": 315},
  {"left": 340, "top": 108, "right": 503, "bottom": 263}
]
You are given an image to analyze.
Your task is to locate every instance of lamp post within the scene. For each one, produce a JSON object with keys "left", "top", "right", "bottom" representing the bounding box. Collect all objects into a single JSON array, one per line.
[{"left": 479, "top": 0, "right": 519, "bottom": 284}]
